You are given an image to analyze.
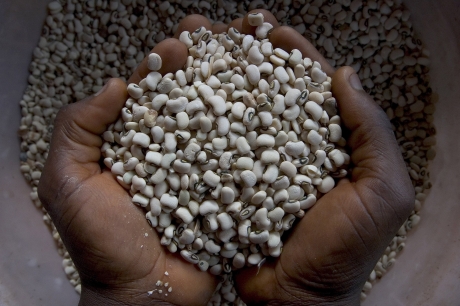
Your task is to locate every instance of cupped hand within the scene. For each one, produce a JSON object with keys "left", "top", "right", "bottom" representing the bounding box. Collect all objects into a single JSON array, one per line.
[
  {"left": 37, "top": 17, "right": 228, "bottom": 306},
  {"left": 38, "top": 9, "right": 414, "bottom": 306},
  {"left": 231, "top": 10, "right": 415, "bottom": 306}
]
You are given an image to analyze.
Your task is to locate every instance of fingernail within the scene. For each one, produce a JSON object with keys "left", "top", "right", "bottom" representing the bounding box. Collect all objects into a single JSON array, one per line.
[
  {"left": 349, "top": 73, "right": 363, "bottom": 91},
  {"left": 94, "top": 82, "right": 109, "bottom": 96}
]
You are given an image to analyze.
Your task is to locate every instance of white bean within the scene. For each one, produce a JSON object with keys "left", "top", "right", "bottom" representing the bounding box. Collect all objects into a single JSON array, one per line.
[
  {"left": 179, "top": 229, "right": 195, "bottom": 245},
  {"left": 328, "top": 124, "right": 342, "bottom": 142},
  {"left": 309, "top": 91, "right": 324, "bottom": 104},
  {"left": 172, "top": 160, "right": 191, "bottom": 174},
  {"left": 304, "top": 101, "right": 323, "bottom": 121},
  {"left": 236, "top": 157, "right": 254, "bottom": 170},
  {"left": 216, "top": 116, "right": 230, "bottom": 136},
  {"left": 274, "top": 66, "right": 289, "bottom": 84},
  {"left": 247, "top": 46, "right": 264, "bottom": 65},
  {"left": 317, "top": 175, "right": 335, "bottom": 193},
  {"left": 252, "top": 192, "right": 267, "bottom": 206},
  {"left": 285, "top": 141, "right": 306, "bottom": 157},
  {"left": 283, "top": 105, "right": 300, "bottom": 121},
  {"left": 146, "top": 212, "right": 158, "bottom": 228},
  {"left": 127, "top": 83, "right": 144, "bottom": 99},
  {"left": 249, "top": 230, "right": 269, "bottom": 244},
  {"left": 132, "top": 193, "right": 149, "bottom": 207},
  {"left": 255, "top": 22, "right": 273, "bottom": 39},
  {"left": 262, "top": 164, "right": 278, "bottom": 184},
  {"left": 274, "top": 48, "right": 289, "bottom": 60},
  {"left": 203, "top": 170, "right": 220, "bottom": 187},
  {"left": 260, "top": 149, "right": 280, "bottom": 164},
  {"left": 246, "top": 64, "right": 261, "bottom": 85},
  {"left": 233, "top": 253, "right": 246, "bottom": 269},
  {"left": 268, "top": 207, "right": 285, "bottom": 222},
  {"left": 147, "top": 53, "right": 162, "bottom": 71},
  {"left": 160, "top": 194, "right": 178, "bottom": 211},
  {"left": 231, "top": 101, "right": 246, "bottom": 119},
  {"left": 247, "top": 253, "right": 264, "bottom": 266},
  {"left": 164, "top": 132, "right": 177, "bottom": 153},
  {"left": 166, "top": 97, "right": 188, "bottom": 113},
  {"left": 217, "top": 212, "right": 233, "bottom": 231},
  {"left": 288, "top": 49, "right": 302, "bottom": 67},
  {"left": 248, "top": 12, "right": 264, "bottom": 26},
  {"left": 160, "top": 153, "right": 176, "bottom": 169},
  {"left": 299, "top": 194, "right": 317, "bottom": 210},
  {"left": 180, "top": 250, "right": 200, "bottom": 264},
  {"left": 236, "top": 136, "right": 251, "bottom": 155},
  {"left": 311, "top": 67, "right": 327, "bottom": 83},
  {"left": 240, "top": 170, "right": 257, "bottom": 187},
  {"left": 199, "top": 200, "right": 219, "bottom": 216},
  {"left": 221, "top": 187, "right": 235, "bottom": 204},
  {"left": 257, "top": 111, "right": 272, "bottom": 127},
  {"left": 256, "top": 134, "right": 275, "bottom": 148},
  {"left": 207, "top": 95, "right": 226, "bottom": 116},
  {"left": 268, "top": 231, "right": 280, "bottom": 248}
]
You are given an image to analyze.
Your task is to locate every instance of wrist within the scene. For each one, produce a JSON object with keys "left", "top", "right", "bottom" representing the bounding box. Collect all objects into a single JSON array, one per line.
[
  {"left": 79, "top": 285, "right": 173, "bottom": 306},
  {"left": 266, "top": 297, "right": 359, "bottom": 306},
  {"left": 263, "top": 286, "right": 361, "bottom": 306},
  {"left": 265, "top": 294, "right": 360, "bottom": 306}
]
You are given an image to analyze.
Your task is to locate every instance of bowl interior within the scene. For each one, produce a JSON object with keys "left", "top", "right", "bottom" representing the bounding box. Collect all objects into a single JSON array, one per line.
[{"left": 0, "top": 0, "right": 459, "bottom": 305}]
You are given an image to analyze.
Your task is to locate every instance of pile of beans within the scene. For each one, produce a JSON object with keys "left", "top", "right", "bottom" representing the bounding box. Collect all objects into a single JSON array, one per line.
[
  {"left": 18, "top": 0, "right": 435, "bottom": 302},
  {"left": 104, "top": 13, "right": 348, "bottom": 286}
]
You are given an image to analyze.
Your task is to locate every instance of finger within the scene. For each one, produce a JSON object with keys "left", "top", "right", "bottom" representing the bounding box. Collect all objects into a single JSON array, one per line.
[
  {"left": 336, "top": 178, "right": 350, "bottom": 187},
  {"left": 269, "top": 26, "right": 335, "bottom": 76},
  {"left": 227, "top": 18, "right": 243, "bottom": 33},
  {"left": 41, "top": 78, "right": 127, "bottom": 173},
  {"left": 212, "top": 21, "right": 228, "bottom": 34},
  {"left": 333, "top": 66, "right": 413, "bottom": 206},
  {"left": 38, "top": 78, "right": 127, "bottom": 211},
  {"left": 128, "top": 38, "right": 188, "bottom": 84},
  {"left": 241, "top": 9, "right": 279, "bottom": 36},
  {"left": 235, "top": 68, "right": 415, "bottom": 304},
  {"left": 173, "top": 14, "right": 212, "bottom": 39}
]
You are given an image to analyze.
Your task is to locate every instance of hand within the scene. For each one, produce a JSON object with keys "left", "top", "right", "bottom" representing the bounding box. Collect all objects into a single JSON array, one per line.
[
  {"left": 231, "top": 10, "right": 415, "bottom": 306},
  {"left": 37, "top": 11, "right": 286, "bottom": 306},
  {"left": 37, "top": 17, "right": 233, "bottom": 306},
  {"left": 38, "top": 8, "right": 414, "bottom": 306}
]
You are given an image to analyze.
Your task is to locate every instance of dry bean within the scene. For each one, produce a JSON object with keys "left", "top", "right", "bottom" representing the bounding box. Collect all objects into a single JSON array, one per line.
[{"left": 248, "top": 13, "right": 264, "bottom": 26}]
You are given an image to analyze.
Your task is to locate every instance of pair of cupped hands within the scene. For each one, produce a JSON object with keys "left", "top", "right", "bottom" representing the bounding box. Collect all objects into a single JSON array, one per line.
[{"left": 38, "top": 9, "right": 414, "bottom": 306}]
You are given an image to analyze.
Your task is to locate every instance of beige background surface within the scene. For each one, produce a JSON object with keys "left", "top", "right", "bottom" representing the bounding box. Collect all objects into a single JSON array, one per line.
[{"left": 0, "top": 0, "right": 459, "bottom": 305}]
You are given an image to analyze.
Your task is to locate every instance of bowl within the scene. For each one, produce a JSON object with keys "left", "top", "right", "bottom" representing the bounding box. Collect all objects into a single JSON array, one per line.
[
  {"left": 0, "top": 1, "right": 79, "bottom": 304},
  {"left": 0, "top": 0, "right": 459, "bottom": 305},
  {"left": 363, "top": 0, "right": 460, "bottom": 304}
]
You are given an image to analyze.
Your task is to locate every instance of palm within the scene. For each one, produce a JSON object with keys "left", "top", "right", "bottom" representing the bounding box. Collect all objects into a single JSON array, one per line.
[
  {"left": 233, "top": 182, "right": 381, "bottom": 302},
  {"left": 58, "top": 169, "right": 216, "bottom": 305},
  {"left": 277, "top": 181, "right": 387, "bottom": 297},
  {"left": 234, "top": 66, "right": 413, "bottom": 304},
  {"left": 39, "top": 10, "right": 414, "bottom": 306},
  {"left": 38, "top": 15, "right": 232, "bottom": 305},
  {"left": 40, "top": 70, "right": 216, "bottom": 305}
]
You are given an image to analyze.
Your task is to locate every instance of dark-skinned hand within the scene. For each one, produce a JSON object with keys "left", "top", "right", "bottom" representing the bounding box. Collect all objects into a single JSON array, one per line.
[{"left": 38, "top": 9, "right": 414, "bottom": 306}]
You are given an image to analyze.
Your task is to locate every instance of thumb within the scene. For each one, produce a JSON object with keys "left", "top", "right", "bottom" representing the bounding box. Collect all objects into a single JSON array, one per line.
[
  {"left": 38, "top": 78, "right": 127, "bottom": 214},
  {"left": 332, "top": 66, "right": 414, "bottom": 225}
]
